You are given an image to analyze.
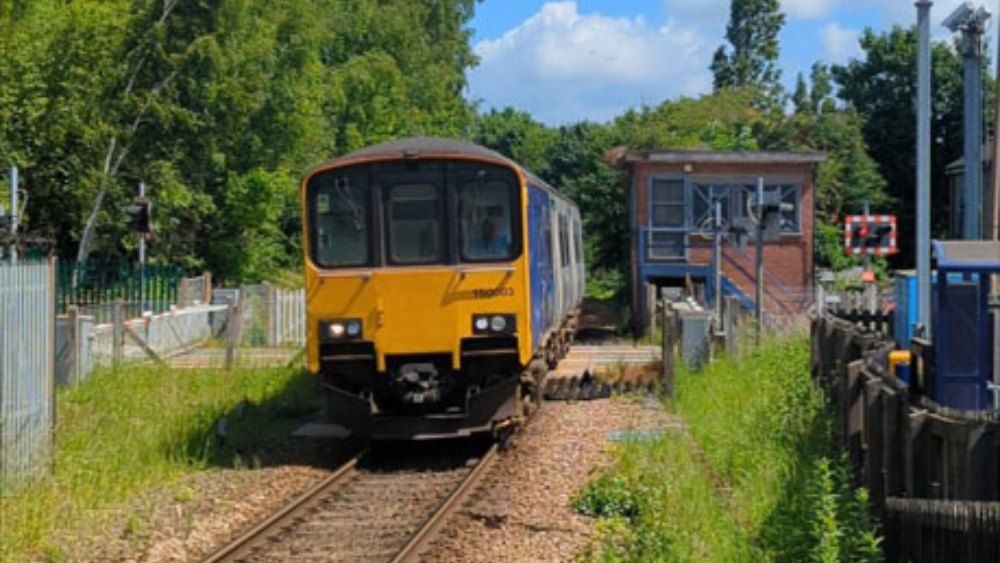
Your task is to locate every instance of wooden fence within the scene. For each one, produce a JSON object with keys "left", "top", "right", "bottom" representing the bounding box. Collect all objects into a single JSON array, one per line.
[{"left": 812, "top": 315, "right": 1000, "bottom": 561}]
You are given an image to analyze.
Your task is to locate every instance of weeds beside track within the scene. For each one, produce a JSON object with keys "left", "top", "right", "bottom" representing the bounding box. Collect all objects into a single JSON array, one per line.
[
  {"left": 0, "top": 364, "right": 322, "bottom": 562},
  {"left": 575, "top": 337, "right": 881, "bottom": 562}
]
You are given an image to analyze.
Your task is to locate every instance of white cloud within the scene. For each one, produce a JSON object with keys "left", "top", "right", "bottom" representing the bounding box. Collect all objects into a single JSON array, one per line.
[
  {"left": 782, "top": 0, "right": 838, "bottom": 20},
  {"left": 471, "top": 2, "right": 713, "bottom": 125},
  {"left": 820, "top": 22, "right": 861, "bottom": 64}
]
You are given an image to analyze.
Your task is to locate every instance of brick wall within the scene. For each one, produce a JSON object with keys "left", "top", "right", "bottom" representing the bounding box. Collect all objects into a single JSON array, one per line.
[{"left": 629, "top": 158, "right": 816, "bottom": 316}]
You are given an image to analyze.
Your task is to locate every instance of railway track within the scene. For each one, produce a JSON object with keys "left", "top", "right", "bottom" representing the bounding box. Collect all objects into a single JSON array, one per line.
[{"left": 202, "top": 441, "right": 498, "bottom": 563}]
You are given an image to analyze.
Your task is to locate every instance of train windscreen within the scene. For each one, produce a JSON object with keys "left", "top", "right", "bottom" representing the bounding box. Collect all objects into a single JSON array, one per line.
[
  {"left": 309, "top": 167, "right": 372, "bottom": 268},
  {"left": 308, "top": 160, "right": 520, "bottom": 268}
]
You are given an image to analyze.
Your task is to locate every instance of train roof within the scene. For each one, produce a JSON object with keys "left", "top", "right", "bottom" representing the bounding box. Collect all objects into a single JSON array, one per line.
[{"left": 313, "top": 137, "right": 572, "bottom": 205}]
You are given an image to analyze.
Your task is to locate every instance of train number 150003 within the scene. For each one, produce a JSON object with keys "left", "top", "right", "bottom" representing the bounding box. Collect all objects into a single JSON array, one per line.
[{"left": 473, "top": 287, "right": 515, "bottom": 299}]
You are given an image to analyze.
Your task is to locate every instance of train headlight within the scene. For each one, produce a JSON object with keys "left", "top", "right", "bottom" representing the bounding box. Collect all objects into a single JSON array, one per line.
[
  {"left": 346, "top": 320, "right": 362, "bottom": 337},
  {"left": 322, "top": 319, "right": 363, "bottom": 341},
  {"left": 490, "top": 315, "right": 507, "bottom": 332},
  {"left": 472, "top": 314, "right": 515, "bottom": 335}
]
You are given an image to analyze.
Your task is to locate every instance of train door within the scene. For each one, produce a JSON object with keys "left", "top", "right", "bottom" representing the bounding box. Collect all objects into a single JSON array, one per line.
[
  {"left": 529, "top": 186, "right": 555, "bottom": 350},
  {"left": 550, "top": 204, "right": 564, "bottom": 323}
]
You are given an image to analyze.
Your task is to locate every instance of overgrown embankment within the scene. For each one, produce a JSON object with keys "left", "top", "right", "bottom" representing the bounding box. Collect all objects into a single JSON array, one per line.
[
  {"left": 0, "top": 364, "right": 321, "bottom": 562},
  {"left": 575, "top": 338, "right": 881, "bottom": 561}
]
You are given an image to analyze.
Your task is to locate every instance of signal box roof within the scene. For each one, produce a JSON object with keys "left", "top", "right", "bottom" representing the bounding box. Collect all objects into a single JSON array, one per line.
[
  {"left": 608, "top": 148, "right": 827, "bottom": 167},
  {"left": 932, "top": 240, "right": 1000, "bottom": 272}
]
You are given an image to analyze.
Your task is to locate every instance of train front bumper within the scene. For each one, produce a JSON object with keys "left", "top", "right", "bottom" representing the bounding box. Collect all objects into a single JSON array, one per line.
[{"left": 323, "top": 376, "right": 519, "bottom": 440}]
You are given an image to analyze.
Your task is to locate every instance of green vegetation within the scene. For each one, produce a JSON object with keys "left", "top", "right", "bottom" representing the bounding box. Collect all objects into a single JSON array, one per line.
[
  {"left": 575, "top": 339, "right": 881, "bottom": 562},
  {"left": 0, "top": 364, "right": 322, "bottom": 562},
  {"left": 1, "top": 0, "right": 477, "bottom": 283},
  {"left": 833, "top": 26, "right": 995, "bottom": 261},
  {"left": 711, "top": 0, "right": 785, "bottom": 95}
]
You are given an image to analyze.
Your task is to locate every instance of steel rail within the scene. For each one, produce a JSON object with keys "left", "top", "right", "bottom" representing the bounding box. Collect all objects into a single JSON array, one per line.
[
  {"left": 201, "top": 449, "right": 367, "bottom": 563},
  {"left": 390, "top": 443, "right": 500, "bottom": 563}
]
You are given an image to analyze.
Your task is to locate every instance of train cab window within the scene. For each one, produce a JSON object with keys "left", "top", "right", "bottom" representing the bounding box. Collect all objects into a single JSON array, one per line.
[
  {"left": 309, "top": 168, "right": 371, "bottom": 268},
  {"left": 386, "top": 183, "right": 443, "bottom": 264},
  {"left": 459, "top": 174, "right": 518, "bottom": 262}
]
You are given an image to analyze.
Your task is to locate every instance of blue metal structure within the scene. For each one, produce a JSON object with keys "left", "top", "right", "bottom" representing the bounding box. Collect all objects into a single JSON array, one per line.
[
  {"left": 930, "top": 240, "right": 999, "bottom": 409},
  {"left": 893, "top": 271, "right": 919, "bottom": 345}
]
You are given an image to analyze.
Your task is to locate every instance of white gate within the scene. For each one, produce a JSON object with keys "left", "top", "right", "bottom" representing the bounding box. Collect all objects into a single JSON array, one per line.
[{"left": 0, "top": 259, "right": 56, "bottom": 491}]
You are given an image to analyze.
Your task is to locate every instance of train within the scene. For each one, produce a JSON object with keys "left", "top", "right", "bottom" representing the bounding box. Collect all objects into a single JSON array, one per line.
[{"left": 301, "top": 137, "right": 584, "bottom": 439}]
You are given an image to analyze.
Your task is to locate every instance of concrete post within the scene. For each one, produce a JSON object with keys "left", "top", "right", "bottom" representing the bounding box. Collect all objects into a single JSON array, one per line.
[
  {"left": 204, "top": 272, "right": 212, "bottom": 304},
  {"left": 112, "top": 299, "right": 124, "bottom": 365},
  {"left": 662, "top": 306, "right": 676, "bottom": 399},
  {"left": 67, "top": 306, "right": 79, "bottom": 384}
]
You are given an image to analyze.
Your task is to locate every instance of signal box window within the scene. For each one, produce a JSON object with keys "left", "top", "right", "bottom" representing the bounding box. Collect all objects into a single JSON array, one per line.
[
  {"left": 460, "top": 177, "right": 516, "bottom": 262},
  {"left": 310, "top": 170, "right": 371, "bottom": 268},
  {"left": 387, "top": 184, "right": 443, "bottom": 264}
]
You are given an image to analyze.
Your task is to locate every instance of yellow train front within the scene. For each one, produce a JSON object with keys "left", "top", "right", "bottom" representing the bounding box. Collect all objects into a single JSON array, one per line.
[{"left": 302, "top": 138, "right": 584, "bottom": 440}]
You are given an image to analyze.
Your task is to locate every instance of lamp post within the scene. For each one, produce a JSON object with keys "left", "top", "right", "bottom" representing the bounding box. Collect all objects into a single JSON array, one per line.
[
  {"left": 916, "top": 0, "right": 933, "bottom": 339},
  {"left": 944, "top": 2, "right": 991, "bottom": 240}
]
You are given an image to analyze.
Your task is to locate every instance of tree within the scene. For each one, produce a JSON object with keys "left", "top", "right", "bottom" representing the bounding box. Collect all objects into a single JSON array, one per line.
[
  {"left": 810, "top": 63, "right": 835, "bottom": 114},
  {"left": 792, "top": 73, "right": 810, "bottom": 114},
  {"left": 710, "top": 0, "right": 785, "bottom": 93},
  {"left": 832, "top": 26, "right": 992, "bottom": 263},
  {"left": 0, "top": 0, "right": 480, "bottom": 282},
  {"left": 474, "top": 108, "right": 557, "bottom": 175}
]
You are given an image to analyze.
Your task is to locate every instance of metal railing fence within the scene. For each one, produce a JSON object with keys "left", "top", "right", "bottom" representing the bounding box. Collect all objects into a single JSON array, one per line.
[
  {"left": 0, "top": 259, "right": 55, "bottom": 492},
  {"left": 56, "top": 260, "right": 184, "bottom": 323}
]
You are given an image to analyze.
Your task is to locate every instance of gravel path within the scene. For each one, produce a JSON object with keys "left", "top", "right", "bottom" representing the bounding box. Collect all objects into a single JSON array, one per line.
[{"left": 420, "top": 397, "right": 681, "bottom": 563}]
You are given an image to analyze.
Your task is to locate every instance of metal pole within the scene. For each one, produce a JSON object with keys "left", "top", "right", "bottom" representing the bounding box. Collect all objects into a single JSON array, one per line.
[
  {"left": 993, "top": 8, "right": 1000, "bottom": 241},
  {"left": 138, "top": 181, "right": 146, "bottom": 313},
  {"left": 755, "top": 177, "right": 764, "bottom": 343},
  {"left": 9, "top": 165, "right": 18, "bottom": 262},
  {"left": 713, "top": 198, "right": 723, "bottom": 327},
  {"left": 863, "top": 200, "right": 876, "bottom": 313},
  {"left": 961, "top": 22, "right": 986, "bottom": 240},
  {"left": 916, "top": 0, "right": 933, "bottom": 339}
]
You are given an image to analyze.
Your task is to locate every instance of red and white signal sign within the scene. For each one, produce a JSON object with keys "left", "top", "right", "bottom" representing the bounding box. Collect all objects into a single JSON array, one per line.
[{"left": 844, "top": 214, "right": 898, "bottom": 256}]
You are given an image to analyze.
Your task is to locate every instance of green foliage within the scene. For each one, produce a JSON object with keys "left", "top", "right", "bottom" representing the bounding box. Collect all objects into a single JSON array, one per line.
[
  {"left": 585, "top": 268, "right": 627, "bottom": 302},
  {"left": 577, "top": 339, "right": 882, "bottom": 562},
  {"left": 711, "top": 0, "right": 786, "bottom": 93},
  {"left": 0, "top": 364, "right": 322, "bottom": 561},
  {"left": 573, "top": 474, "right": 640, "bottom": 520},
  {"left": 474, "top": 108, "right": 558, "bottom": 175},
  {"left": 832, "top": 26, "right": 996, "bottom": 261},
  {"left": 1, "top": 0, "right": 478, "bottom": 282}
]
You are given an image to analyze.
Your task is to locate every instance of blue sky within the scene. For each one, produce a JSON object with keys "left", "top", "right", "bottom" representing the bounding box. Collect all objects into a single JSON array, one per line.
[{"left": 468, "top": 0, "right": 997, "bottom": 125}]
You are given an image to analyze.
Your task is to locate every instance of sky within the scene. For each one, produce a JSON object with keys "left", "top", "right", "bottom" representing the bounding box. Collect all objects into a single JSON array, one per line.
[{"left": 468, "top": 0, "right": 1000, "bottom": 125}]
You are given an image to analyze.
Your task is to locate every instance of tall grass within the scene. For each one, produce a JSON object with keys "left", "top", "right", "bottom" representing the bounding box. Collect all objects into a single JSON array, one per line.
[
  {"left": 575, "top": 337, "right": 881, "bottom": 562},
  {"left": 0, "top": 364, "right": 321, "bottom": 562}
]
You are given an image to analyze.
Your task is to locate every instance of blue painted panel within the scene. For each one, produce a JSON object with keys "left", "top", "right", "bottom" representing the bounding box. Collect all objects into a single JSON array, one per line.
[
  {"left": 933, "top": 272, "right": 992, "bottom": 410},
  {"left": 893, "top": 272, "right": 918, "bottom": 346},
  {"left": 528, "top": 184, "right": 555, "bottom": 352}
]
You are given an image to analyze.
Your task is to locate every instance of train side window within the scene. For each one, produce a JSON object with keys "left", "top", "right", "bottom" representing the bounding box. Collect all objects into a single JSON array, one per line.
[
  {"left": 559, "top": 215, "right": 570, "bottom": 267},
  {"left": 310, "top": 169, "right": 371, "bottom": 268},
  {"left": 573, "top": 219, "right": 583, "bottom": 264},
  {"left": 460, "top": 178, "right": 516, "bottom": 261},
  {"left": 386, "top": 183, "right": 443, "bottom": 264}
]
